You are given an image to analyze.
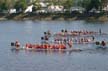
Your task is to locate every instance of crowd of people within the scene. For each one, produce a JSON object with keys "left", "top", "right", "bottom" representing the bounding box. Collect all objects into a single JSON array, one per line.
[
  {"left": 55, "top": 29, "right": 98, "bottom": 37},
  {"left": 11, "top": 29, "right": 107, "bottom": 49},
  {"left": 96, "top": 40, "right": 106, "bottom": 48}
]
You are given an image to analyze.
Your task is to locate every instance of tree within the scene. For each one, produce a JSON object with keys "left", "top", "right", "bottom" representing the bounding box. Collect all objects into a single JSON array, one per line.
[
  {"left": 33, "top": 0, "right": 41, "bottom": 10},
  {"left": 6, "top": 0, "right": 14, "bottom": 9},
  {"left": 14, "top": 0, "right": 27, "bottom": 12},
  {"left": 80, "top": 0, "right": 101, "bottom": 12},
  {"left": 0, "top": 2, "right": 8, "bottom": 12},
  {"left": 62, "top": 0, "right": 74, "bottom": 10}
]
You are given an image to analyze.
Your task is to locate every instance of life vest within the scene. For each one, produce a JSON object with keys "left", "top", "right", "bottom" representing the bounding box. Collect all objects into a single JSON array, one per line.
[
  {"left": 59, "top": 44, "right": 62, "bottom": 49},
  {"left": 60, "top": 44, "right": 66, "bottom": 49},
  {"left": 25, "top": 43, "right": 32, "bottom": 49},
  {"left": 49, "top": 44, "right": 52, "bottom": 49},
  {"left": 28, "top": 44, "right": 32, "bottom": 48},
  {"left": 36, "top": 44, "right": 41, "bottom": 49},
  {"left": 32, "top": 44, "right": 36, "bottom": 49},
  {"left": 52, "top": 44, "right": 56, "bottom": 49},
  {"left": 15, "top": 42, "right": 20, "bottom": 47},
  {"left": 42, "top": 44, "right": 48, "bottom": 49},
  {"left": 55, "top": 44, "right": 59, "bottom": 49}
]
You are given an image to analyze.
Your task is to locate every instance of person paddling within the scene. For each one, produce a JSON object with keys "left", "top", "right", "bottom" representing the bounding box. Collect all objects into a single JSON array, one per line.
[
  {"left": 99, "top": 29, "right": 101, "bottom": 35},
  {"left": 101, "top": 41, "right": 106, "bottom": 46},
  {"left": 67, "top": 40, "right": 73, "bottom": 48},
  {"left": 15, "top": 40, "right": 20, "bottom": 48},
  {"left": 11, "top": 42, "right": 15, "bottom": 46},
  {"left": 101, "top": 41, "right": 106, "bottom": 49}
]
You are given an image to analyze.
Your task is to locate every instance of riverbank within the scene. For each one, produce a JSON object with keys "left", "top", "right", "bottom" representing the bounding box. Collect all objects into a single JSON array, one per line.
[{"left": 0, "top": 12, "right": 108, "bottom": 22}]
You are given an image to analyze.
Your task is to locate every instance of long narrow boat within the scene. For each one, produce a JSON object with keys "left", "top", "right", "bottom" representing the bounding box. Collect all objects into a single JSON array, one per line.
[
  {"left": 53, "top": 30, "right": 107, "bottom": 37},
  {"left": 11, "top": 41, "right": 108, "bottom": 52},
  {"left": 11, "top": 46, "right": 82, "bottom": 52}
]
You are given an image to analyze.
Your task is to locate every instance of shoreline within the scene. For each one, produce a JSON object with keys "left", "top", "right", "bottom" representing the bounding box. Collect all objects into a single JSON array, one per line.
[{"left": 0, "top": 13, "right": 108, "bottom": 22}]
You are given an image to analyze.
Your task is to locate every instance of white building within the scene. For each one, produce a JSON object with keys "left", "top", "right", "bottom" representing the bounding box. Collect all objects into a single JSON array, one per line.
[
  {"left": 48, "top": 5, "right": 64, "bottom": 13},
  {"left": 9, "top": 9, "right": 16, "bottom": 14},
  {"left": 70, "top": 7, "right": 85, "bottom": 13}
]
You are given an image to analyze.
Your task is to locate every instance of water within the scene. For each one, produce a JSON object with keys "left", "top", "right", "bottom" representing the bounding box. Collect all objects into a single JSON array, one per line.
[{"left": 0, "top": 20, "right": 108, "bottom": 71}]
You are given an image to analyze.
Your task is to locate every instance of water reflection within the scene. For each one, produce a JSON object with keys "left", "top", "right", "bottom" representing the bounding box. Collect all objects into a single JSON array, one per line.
[
  {"left": 24, "top": 23, "right": 33, "bottom": 34},
  {"left": 10, "top": 47, "right": 108, "bottom": 55},
  {"left": 11, "top": 48, "right": 20, "bottom": 54},
  {"left": 10, "top": 48, "right": 82, "bottom": 55}
]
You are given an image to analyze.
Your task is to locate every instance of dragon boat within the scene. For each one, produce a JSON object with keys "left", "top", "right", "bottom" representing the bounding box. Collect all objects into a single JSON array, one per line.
[{"left": 11, "top": 30, "right": 108, "bottom": 51}]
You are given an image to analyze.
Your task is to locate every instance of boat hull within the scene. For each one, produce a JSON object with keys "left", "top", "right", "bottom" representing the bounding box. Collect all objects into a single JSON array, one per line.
[{"left": 11, "top": 46, "right": 82, "bottom": 52}]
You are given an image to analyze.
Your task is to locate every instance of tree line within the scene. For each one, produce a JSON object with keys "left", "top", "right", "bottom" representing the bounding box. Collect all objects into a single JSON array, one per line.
[{"left": 0, "top": 0, "right": 107, "bottom": 13}]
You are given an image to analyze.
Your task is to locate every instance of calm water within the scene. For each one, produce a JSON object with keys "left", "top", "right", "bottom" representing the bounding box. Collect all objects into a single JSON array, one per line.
[{"left": 0, "top": 20, "right": 108, "bottom": 71}]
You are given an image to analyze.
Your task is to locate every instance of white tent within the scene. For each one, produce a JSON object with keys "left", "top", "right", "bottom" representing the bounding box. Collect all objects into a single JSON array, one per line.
[
  {"left": 9, "top": 9, "right": 16, "bottom": 14},
  {"left": 24, "top": 5, "right": 34, "bottom": 13}
]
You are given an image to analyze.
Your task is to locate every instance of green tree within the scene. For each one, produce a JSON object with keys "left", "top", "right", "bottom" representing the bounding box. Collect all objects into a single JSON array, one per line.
[
  {"left": 81, "top": 0, "right": 101, "bottom": 12},
  {"left": 62, "top": 0, "right": 74, "bottom": 10},
  {"left": 14, "top": 0, "right": 27, "bottom": 12},
  {"left": 33, "top": 0, "right": 41, "bottom": 10},
  {"left": 6, "top": 0, "right": 15, "bottom": 9},
  {"left": 0, "top": 2, "right": 8, "bottom": 12},
  {"left": 80, "top": 0, "right": 90, "bottom": 9},
  {"left": 20, "top": 0, "right": 27, "bottom": 10}
]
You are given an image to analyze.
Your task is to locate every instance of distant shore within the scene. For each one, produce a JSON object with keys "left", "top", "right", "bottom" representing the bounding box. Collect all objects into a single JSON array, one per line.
[{"left": 0, "top": 12, "right": 108, "bottom": 22}]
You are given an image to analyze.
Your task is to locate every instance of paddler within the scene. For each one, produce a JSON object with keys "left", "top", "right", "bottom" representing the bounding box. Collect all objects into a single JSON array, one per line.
[
  {"left": 11, "top": 42, "right": 15, "bottom": 46},
  {"left": 61, "top": 29, "right": 64, "bottom": 33},
  {"left": 15, "top": 40, "right": 20, "bottom": 48},
  {"left": 92, "top": 36, "right": 95, "bottom": 41},
  {"left": 99, "top": 28, "right": 101, "bottom": 35},
  {"left": 101, "top": 41, "right": 106, "bottom": 46},
  {"left": 47, "top": 30, "right": 51, "bottom": 37},
  {"left": 61, "top": 29, "right": 65, "bottom": 36},
  {"left": 44, "top": 36, "right": 49, "bottom": 44},
  {"left": 41, "top": 37, "right": 45, "bottom": 44},
  {"left": 67, "top": 40, "right": 72, "bottom": 48}
]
